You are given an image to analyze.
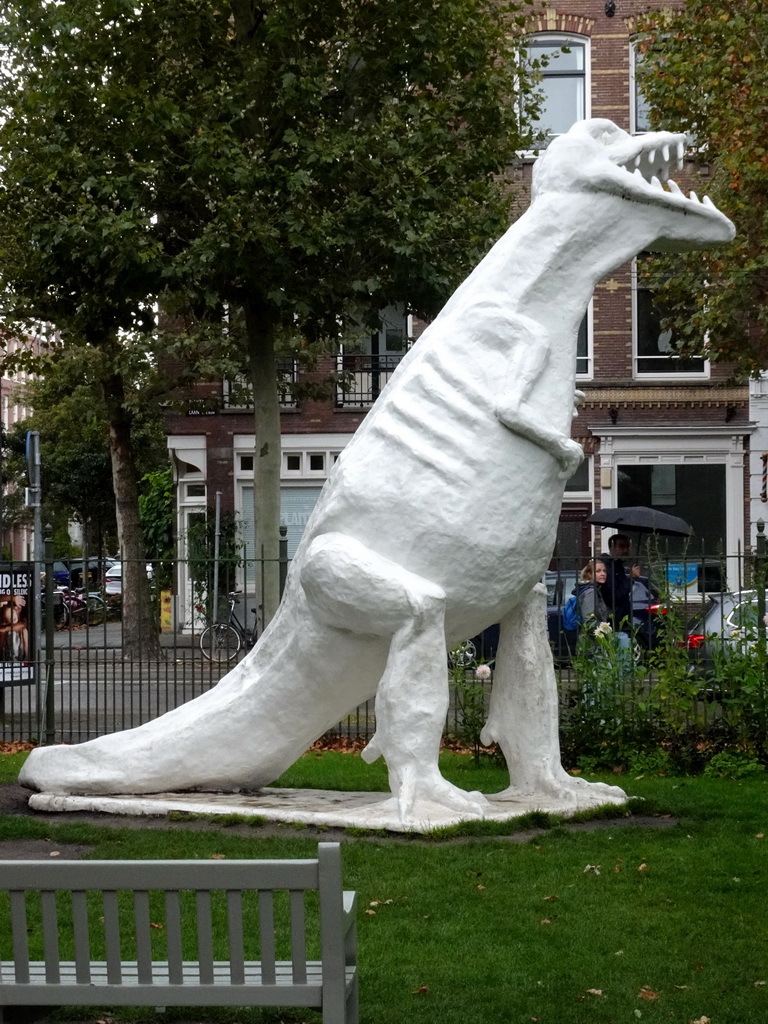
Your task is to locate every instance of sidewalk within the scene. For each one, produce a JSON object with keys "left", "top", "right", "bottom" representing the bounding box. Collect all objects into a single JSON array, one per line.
[{"left": 50, "top": 622, "right": 200, "bottom": 651}]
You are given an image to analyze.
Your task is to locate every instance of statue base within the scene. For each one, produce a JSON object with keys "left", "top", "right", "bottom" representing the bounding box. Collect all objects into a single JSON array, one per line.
[{"left": 28, "top": 786, "right": 627, "bottom": 833}]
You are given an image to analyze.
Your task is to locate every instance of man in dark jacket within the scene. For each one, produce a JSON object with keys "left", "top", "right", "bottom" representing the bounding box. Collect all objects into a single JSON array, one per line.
[{"left": 599, "top": 533, "right": 635, "bottom": 632}]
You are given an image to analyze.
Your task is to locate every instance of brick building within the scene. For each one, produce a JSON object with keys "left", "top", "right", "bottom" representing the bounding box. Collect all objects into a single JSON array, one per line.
[{"left": 165, "top": 0, "right": 755, "bottom": 625}]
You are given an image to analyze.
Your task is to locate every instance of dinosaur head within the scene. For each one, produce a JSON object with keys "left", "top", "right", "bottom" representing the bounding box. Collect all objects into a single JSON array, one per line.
[{"left": 531, "top": 119, "right": 735, "bottom": 252}]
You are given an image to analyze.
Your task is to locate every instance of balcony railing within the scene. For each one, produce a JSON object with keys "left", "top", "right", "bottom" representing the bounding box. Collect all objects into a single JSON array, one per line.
[
  {"left": 336, "top": 351, "right": 405, "bottom": 408},
  {"left": 222, "top": 360, "right": 298, "bottom": 410}
]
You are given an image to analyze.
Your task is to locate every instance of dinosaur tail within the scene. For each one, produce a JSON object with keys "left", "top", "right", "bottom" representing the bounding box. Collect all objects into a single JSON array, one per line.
[{"left": 19, "top": 602, "right": 386, "bottom": 796}]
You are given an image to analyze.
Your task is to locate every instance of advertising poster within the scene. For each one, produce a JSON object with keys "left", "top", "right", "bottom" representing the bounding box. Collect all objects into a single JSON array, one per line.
[{"left": 0, "top": 563, "right": 34, "bottom": 686}]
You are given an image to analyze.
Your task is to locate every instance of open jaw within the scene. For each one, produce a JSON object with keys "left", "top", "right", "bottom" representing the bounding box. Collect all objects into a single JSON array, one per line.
[{"left": 609, "top": 131, "right": 733, "bottom": 235}]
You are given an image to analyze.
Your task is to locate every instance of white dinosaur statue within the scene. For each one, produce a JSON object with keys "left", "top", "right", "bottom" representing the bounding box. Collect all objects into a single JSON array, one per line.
[{"left": 21, "top": 120, "right": 735, "bottom": 825}]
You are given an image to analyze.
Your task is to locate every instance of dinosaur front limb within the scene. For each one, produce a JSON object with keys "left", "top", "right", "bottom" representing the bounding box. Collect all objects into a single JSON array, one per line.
[
  {"left": 481, "top": 583, "right": 627, "bottom": 808},
  {"left": 496, "top": 399, "right": 584, "bottom": 478},
  {"left": 301, "top": 532, "right": 487, "bottom": 825}
]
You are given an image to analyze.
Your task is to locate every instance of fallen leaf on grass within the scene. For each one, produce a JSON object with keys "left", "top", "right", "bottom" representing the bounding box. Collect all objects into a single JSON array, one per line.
[
  {"left": 476, "top": 884, "right": 486, "bottom": 890},
  {"left": 150, "top": 922, "right": 163, "bottom": 930},
  {"left": 638, "top": 863, "right": 648, "bottom": 872},
  {"left": 364, "top": 909, "right": 376, "bottom": 916},
  {"left": 50, "top": 851, "right": 61, "bottom": 857},
  {"left": 639, "top": 986, "right": 658, "bottom": 1000},
  {"left": 757, "top": 833, "right": 764, "bottom": 838},
  {"left": 586, "top": 988, "right": 604, "bottom": 996},
  {"left": 210, "top": 853, "right": 225, "bottom": 860},
  {"left": 543, "top": 894, "right": 558, "bottom": 901},
  {"left": 755, "top": 980, "right": 766, "bottom": 987},
  {"left": 583, "top": 864, "right": 601, "bottom": 875},
  {"left": 690, "top": 1017, "right": 710, "bottom": 1024},
  {"left": 540, "top": 918, "right": 552, "bottom": 925},
  {"left": 412, "top": 986, "right": 429, "bottom": 994},
  {"left": 674, "top": 985, "right": 688, "bottom": 990}
]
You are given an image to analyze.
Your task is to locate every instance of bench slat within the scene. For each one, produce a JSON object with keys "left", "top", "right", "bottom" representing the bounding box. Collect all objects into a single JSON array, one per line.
[
  {"left": 226, "top": 890, "right": 245, "bottom": 985},
  {"left": 133, "top": 890, "right": 153, "bottom": 984},
  {"left": 71, "top": 891, "right": 91, "bottom": 984},
  {"left": 40, "top": 891, "right": 60, "bottom": 984},
  {"left": 2, "top": 861, "right": 320, "bottom": 891},
  {"left": 9, "top": 891, "right": 29, "bottom": 984},
  {"left": 103, "top": 890, "right": 122, "bottom": 985},
  {"left": 195, "top": 890, "right": 214, "bottom": 984},
  {"left": 289, "top": 891, "right": 307, "bottom": 985},
  {"left": 165, "top": 890, "right": 184, "bottom": 985},
  {"left": 258, "top": 890, "right": 276, "bottom": 985}
]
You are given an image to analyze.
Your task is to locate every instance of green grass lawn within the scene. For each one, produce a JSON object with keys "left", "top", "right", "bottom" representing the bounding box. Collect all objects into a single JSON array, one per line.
[{"left": 1, "top": 748, "right": 767, "bottom": 1024}]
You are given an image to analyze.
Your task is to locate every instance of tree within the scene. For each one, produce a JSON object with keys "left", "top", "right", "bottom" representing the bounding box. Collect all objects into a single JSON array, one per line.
[
  {"left": 0, "top": 0, "right": 543, "bottom": 633},
  {"left": 636, "top": 1, "right": 768, "bottom": 375}
]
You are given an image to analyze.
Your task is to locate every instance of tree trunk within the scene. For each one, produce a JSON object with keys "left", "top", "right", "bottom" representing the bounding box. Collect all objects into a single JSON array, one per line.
[
  {"left": 102, "top": 370, "right": 159, "bottom": 659},
  {"left": 244, "top": 300, "right": 282, "bottom": 630}
]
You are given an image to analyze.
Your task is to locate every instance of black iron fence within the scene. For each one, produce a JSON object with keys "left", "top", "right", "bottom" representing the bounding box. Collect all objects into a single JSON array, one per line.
[{"left": 0, "top": 549, "right": 766, "bottom": 770}]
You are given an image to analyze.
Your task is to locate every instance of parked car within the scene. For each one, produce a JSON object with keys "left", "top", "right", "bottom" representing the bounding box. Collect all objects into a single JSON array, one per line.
[
  {"left": 546, "top": 568, "right": 579, "bottom": 664},
  {"left": 50, "top": 557, "right": 117, "bottom": 589},
  {"left": 104, "top": 562, "right": 154, "bottom": 595},
  {"left": 686, "top": 590, "right": 766, "bottom": 676}
]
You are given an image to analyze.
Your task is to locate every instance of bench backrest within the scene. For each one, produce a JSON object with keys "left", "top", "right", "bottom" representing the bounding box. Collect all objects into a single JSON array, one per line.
[{"left": 0, "top": 842, "right": 346, "bottom": 988}]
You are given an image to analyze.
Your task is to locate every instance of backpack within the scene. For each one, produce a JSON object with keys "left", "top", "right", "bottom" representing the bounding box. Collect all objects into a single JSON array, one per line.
[{"left": 561, "top": 593, "right": 582, "bottom": 632}]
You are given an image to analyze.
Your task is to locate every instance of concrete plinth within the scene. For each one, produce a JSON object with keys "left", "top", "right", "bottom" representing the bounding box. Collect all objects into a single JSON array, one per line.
[{"left": 28, "top": 787, "right": 626, "bottom": 833}]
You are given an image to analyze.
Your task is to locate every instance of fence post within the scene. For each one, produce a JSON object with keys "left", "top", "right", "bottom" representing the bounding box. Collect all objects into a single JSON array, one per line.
[
  {"left": 756, "top": 521, "right": 767, "bottom": 744},
  {"left": 279, "top": 525, "right": 288, "bottom": 599},
  {"left": 43, "top": 525, "right": 56, "bottom": 745}
]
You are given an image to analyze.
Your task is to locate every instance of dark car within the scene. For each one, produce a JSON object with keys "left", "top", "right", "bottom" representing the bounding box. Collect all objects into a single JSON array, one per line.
[{"left": 546, "top": 568, "right": 579, "bottom": 663}]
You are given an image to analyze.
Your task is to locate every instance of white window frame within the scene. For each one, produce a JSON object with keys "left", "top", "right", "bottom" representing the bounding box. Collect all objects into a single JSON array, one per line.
[
  {"left": 631, "top": 258, "right": 709, "bottom": 380},
  {"left": 629, "top": 39, "right": 652, "bottom": 135},
  {"left": 575, "top": 303, "right": 594, "bottom": 381},
  {"left": 522, "top": 33, "right": 591, "bottom": 148},
  {"left": 563, "top": 454, "right": 592, "bottom": 497}
]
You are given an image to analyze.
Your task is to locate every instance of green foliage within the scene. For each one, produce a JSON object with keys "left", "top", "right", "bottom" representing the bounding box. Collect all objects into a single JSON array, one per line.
[
  {"left": 187, "top": 509, "right": 243, "bottom": 619},
  {"left": 703, "top": 750, "right": 766, "bottom": 780},
  {"left": 139, "top": 466, "right": 175, "bottom": 588},
  {"left": 636, "top": 1, "right": 768, "bottom": 374},
  {"left": 447, "top": 657, "right": 495, "bottom": 767}
]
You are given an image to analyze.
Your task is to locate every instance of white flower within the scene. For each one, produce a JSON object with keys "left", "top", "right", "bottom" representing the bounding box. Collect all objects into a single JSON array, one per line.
[
  {"left": 594, "top": 622, "right": 613, "bottom": 639},
  {"left": 475, "top": 664, "right": 492, "bottom": 680}
]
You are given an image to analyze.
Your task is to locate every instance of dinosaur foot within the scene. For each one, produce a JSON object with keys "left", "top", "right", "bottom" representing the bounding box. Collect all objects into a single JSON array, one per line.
[
  {"left": 492, "top": 770, "right": 627, "bottom": 810},
  {"left": 385, "top": 767, "right": 488, "bottom": 828}
]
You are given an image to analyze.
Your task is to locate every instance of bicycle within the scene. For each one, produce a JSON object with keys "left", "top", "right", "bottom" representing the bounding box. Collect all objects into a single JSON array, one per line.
[
  {"left": 199, "top": 592, "right": 258, "bottom": 664},
  {"left": 46, "top": 587, "right": 107, "bottom": 629}
]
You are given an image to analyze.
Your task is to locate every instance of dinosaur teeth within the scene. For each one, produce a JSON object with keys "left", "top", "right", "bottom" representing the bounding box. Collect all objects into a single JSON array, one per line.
[
  {"left": 648, "top": 148, "right": 657, "bottom": 166},
  {"left": 689, "top": 190, "right": 700, "bottom": 203},
  {"left": 702, "top": 194, "right": 716, "bottom": 209},
  {"left": 650, "top": 175, "right": 664, "bottom": 190},
  {"left": 667, "top": 179, "right": 683, "bottom": 194},
  {"left": 676, "top": 141, "right": 685, "bottom": 169},
  {"left": 662, "top": 144, "right": 670, "bottom": 162},
  {"left": 633, "top": 167, "right": 644, "bottom": 181},
  {"left": 633, "top": 153, "right": 643, "bottom": 169}
]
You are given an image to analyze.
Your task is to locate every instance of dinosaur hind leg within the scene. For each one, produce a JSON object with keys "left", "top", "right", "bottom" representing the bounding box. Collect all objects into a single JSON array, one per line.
[
  {"left": 480, "top": 583, "right": 627, "bottom": 809},
  {"left": 301, "top": 532, "right": 487, "bottom": 825}
]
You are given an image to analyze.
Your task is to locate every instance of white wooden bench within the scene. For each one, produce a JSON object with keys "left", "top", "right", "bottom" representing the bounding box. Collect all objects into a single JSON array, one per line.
[{"left": 0, "top": 842, "right": 357, "bottom": 1024}]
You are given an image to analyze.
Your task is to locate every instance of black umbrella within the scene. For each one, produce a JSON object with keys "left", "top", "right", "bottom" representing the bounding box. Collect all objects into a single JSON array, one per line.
[{"left": 586, "top": 505, "right": 693, "bottom": 538}]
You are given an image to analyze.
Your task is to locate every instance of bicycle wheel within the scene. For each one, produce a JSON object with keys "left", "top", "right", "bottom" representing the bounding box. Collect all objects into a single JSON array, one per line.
[
  {"left": 200, "top": 622, "right": 242, "bottom": 663},
  {"left": 86, "top": 596, "right": 107, "bottom": 627}
]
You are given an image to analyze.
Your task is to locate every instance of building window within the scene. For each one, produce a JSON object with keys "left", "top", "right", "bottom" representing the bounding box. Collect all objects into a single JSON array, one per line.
[
  {"left": 337, "top": 304, "right": 411, "bottom": 408},
  {"left": 525, "top": 35, "right": 588, "bottom": 138},
  {"left": 223, "top": 359, "right": 298, "bottom": 410},
  {"left": 618, "top": 463, "right": 725, "bottom": 555},
  {"left": 630, "top": 41, "right": 652, "bottom": 134},
  {"left": 576, "top": 308, "right": 592, "bottom": 379},
  {"left": 633, "top": 258, "right": 707, "bottom": 378}
]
